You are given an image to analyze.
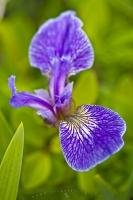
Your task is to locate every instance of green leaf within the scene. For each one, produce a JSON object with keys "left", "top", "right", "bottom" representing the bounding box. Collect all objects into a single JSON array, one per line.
[
  {"left": 77, "top": 169, "right": 96, "bottom": 194},
  {"left": 0, "top": 122, "right": 24, "bottom": 200},
  {"left": 73, "top": 70, "right": 98, "bottom": 106},
  {"left": 22, "top": 151, "right": 51, "bottom": 189}
]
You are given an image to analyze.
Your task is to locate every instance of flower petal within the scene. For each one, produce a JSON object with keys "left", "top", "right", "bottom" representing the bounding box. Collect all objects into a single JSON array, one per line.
[
  {"left": 59, "top": 82, "right": 73, "bottom": 107},
  {"left": 54, "top": 82, "right": 73, "bottom": 113},
  {"left": 29, "top": 11, "right": 94, "bottom": 76},
  {"left": 35, "top": 89, "right": 52, "bottom": 103},
  {"left": 59, "top": 105, "right": 126, "bottom": 171},
  {"left": 8, "top": 75, "right": 56, "bottom": 123},
  {"left": 49, "top": 61, "right": 68, "bottom": 101},
  {"left": 37, "top": 109, "right": 56, "bottom": 124}
]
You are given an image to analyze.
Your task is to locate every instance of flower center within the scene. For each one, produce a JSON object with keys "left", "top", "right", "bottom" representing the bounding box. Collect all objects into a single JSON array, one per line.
[{"left": 56, "top": 98, "right": 76, "bottom": 121}]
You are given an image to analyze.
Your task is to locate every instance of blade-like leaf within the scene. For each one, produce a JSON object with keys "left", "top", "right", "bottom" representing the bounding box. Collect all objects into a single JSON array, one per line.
[{"left": 0, "top": 122, "right": 24, "bottom": 200}]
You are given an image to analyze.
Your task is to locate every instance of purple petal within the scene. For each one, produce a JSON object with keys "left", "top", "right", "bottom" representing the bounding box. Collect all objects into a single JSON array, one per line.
[
  {"left": 8, "top": 75, "right": 16, "bottom": 95},
  {"left": 60, "top": 82, "right": 73, "bottom": 107},
  {"left": 49, "top": 61, "right": 68, "bottom": 101},
  {"left": 59, "top": 105, "right": 126, "bottom": 171},
  {"left": 37, "top": 109, "right": 56, "bottom": 124},
  {"left": 8, "top": 75, "right": 56, "bottom": 123},
  {"left": 35, "top": 89, "right": 52, "bottom": 103},
  {"left": 29, "top": 11, "right": 94, "bottom": 76},
  {"left": 54, "top": 82, "right": 73, "bottom": 113}
]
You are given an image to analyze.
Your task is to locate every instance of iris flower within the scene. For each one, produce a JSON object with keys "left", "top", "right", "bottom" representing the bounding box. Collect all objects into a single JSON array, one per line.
[{"left": 8, "top": 11, "right": 126, "bottom": 171}]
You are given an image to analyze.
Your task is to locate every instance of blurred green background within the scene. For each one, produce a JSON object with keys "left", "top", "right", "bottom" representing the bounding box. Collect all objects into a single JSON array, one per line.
[{"left": 0, "top": 0, "right": 133, "bottom": 199}]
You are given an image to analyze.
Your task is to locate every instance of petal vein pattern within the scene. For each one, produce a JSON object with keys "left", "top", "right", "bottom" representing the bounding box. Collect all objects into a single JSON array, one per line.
[
  {"left": 29, "top": 11, "right": 94, "bottom": 76},
  {"left": 59, "top": 105, "right": 126, "bottom": 171}
]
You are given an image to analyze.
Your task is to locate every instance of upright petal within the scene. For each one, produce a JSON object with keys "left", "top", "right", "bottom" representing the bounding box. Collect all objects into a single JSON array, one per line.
[
  {"left": 49, "top": 61, "right": 68, "bottom": 101},
  {"left": 54, "top": 82, "right": 73, "bottom": 116},
  {"left": 59, "top": 82, "right": 73, "bottom": 108},
  {"left": 8, "top": 76, "right": 56, "bottom": 123},
  {"left": 29, "top": 11, "right": 94, "bottom": 76},
  {"left": 59, "top": 105, "right": 126, "bottom": 171}
]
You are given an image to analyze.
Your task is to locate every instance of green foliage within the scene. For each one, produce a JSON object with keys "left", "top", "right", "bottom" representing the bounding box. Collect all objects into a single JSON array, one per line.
[
  {"left": 77, "top": 169, "right": 96, "bottom": 194},
  {"left": 73, "top": 70, "right": 98, "bottom": 105},
  {"left": 94, "top": 175, "right": 118, "bottom": 200},
  {"left": 0, "top": 0, "right": 132, "bottom": 199},
  {"left": 0, "top": 123, "right": 24, "bottom": 200},
  {"left": 50, "top": 136, "right": 61, "bottom": 154},
  {"left": 0, "top": 111, "right": 12, "bottom": 160},
  {"left": 22, "top": 151, "right": 51, "bottom": 190}
]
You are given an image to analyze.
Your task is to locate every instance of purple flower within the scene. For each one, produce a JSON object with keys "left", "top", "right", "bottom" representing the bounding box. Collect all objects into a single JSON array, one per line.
[{"left": 8, "top": 11, "right": 126, "bottom": 171}]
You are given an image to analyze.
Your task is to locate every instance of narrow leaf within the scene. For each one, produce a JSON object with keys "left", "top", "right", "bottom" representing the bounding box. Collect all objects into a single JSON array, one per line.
[{"left": 0, "top": 122, "right": 24, "bottom": 200}]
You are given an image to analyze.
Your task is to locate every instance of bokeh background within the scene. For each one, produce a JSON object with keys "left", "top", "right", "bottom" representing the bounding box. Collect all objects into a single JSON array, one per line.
[{"left": 0, "top": 0, "right": 133, "bottom": 199}]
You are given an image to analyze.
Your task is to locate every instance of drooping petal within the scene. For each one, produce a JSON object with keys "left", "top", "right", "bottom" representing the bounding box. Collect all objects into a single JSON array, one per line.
[
  {"left": 29, "top": 11, "right": 94, "bottom": 76},
  {"left": 59, "top": 105, "right": 126, "bottom": 171},
  {"left": 8, "top": 75, "right": 56, "bottom": 123}
]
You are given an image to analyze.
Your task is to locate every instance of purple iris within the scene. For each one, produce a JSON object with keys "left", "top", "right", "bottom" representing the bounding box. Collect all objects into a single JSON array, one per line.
[{"left": 8, "top": 11, "right": 126, "bottom": 171}]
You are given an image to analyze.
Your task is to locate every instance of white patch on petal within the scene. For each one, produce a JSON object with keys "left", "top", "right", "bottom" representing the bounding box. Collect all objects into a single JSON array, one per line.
[{"left": 61, "top": 105, "right": 98, "bottom": 141}]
